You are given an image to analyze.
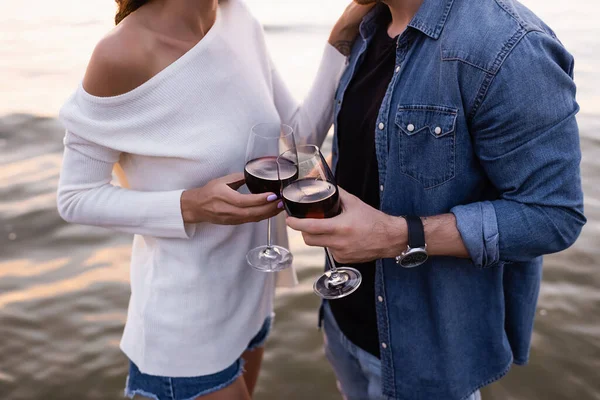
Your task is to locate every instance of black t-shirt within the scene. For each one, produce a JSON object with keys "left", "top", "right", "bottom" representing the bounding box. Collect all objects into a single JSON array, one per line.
[{"left": 329, "top": 13, "right": 397, "bottom": 358}]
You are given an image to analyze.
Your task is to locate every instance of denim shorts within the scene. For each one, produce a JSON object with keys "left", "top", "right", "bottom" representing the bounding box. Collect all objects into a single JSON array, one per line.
[{"left": 124, "top": 315, "right": 272, "bottom": 400}]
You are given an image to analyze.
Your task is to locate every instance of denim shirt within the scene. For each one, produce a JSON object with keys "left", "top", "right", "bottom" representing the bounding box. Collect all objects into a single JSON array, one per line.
[{"left": 329, "top": 0, "right": 586, "bottom": 399}]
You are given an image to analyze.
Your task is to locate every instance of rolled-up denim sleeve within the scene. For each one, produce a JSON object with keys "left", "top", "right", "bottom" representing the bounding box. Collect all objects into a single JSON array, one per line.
[
  {"left": 451, "top": 31, "right": 586, "bottom": 268},
  {"left": 451, "top": 201, "right": 499, "bottom": 268}
]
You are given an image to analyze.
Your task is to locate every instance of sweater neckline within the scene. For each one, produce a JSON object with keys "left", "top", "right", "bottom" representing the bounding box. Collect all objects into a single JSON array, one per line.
[{"left": 78, "top": 5, "right": 223, "bottom": 105}]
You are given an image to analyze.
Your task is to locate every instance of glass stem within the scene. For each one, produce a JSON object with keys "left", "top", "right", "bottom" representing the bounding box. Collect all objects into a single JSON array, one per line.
[
  {"left": 266, "top": 217, "right": 272, "bottom": 249},
  {"left": 324, "top": 247, "right": 339, "bottom": 277}
]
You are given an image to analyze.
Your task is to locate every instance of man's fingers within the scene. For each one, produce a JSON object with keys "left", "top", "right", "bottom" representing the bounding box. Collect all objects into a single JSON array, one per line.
[
  {"left": 302, "top": 233, "right": 318, "bottom": 247},
  {"left": 337, "top": 186, "right": 355, "bottom": 203},
  {"left": 286, "top": 216, "right": 336, "bottom": 235},
  {"left": 302, "top": 232, "right": 336, "bottom": 248},
  {"left": 337, "top": 186, "right": 358, "bottom": 211}
]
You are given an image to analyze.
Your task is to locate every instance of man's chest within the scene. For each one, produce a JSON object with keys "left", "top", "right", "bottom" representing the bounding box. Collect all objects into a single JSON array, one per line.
[{"left": 343, "top": 39, "right": 488, "bottom": 215}]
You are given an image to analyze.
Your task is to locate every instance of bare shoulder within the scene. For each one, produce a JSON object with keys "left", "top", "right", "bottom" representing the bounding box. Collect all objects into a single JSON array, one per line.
[{"left": 83, "top": 20, "right": 155, "bottom": 97}]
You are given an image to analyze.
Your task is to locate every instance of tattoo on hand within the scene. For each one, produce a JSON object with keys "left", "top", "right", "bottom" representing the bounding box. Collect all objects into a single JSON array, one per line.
[{"left": 332, "top": 40, "right": 353, "bottom": 56}]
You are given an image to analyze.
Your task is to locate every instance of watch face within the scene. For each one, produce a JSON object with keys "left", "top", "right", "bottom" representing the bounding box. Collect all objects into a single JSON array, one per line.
[{"left": 400, "top": 250, "right": 428, "bottom": 268}]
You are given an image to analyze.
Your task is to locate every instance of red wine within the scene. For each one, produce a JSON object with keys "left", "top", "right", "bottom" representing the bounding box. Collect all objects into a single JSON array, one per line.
[
  {"left": 282, "top": 179, "right": 341, "bottom": 219},
  {"left": 244, "top": 156, "right": 298, "bottom": 195}
]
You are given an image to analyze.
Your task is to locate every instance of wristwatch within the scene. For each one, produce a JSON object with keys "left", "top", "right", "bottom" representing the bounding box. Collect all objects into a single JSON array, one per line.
[{"left": 395, "top": 216, "right": 428, "bottom": 268}]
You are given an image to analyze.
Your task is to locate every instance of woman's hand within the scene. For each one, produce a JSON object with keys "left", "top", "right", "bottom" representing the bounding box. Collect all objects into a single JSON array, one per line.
[
  {"left": 181, "top": 173, "right": 282, "bottom": 225},
  {"left": 329, "top": 2, "right": 376, "bottom": 56}
]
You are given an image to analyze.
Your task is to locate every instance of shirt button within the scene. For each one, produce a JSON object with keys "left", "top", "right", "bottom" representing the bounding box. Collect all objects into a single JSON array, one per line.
[
  {"left": 407, "top": 124, "right": 415, "bottom": 132},
  {"left": 395, "top": 66, "right": 400, "bottom": 73},
  {"left": 380, "top": 185, "right": 384, "bottom": 192},
  {"left": 378, "top": 122, "right": 385, "bottom": 130},
  {"left": 382, "top": 342, "right": 388, "bottom": 349},
  {"left": 434, "top": 126, "right": 442, "bottom": 135},
  {"left": 378, "top": 296, "right": 384, "bottom": 302}
]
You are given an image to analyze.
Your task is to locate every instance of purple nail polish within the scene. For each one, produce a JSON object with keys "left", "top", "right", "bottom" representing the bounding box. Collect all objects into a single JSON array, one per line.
[
  {"left": 277, "top": 201, "right": 284, "bottom": 209},
  {"left": 267, "top": 194, "right": 278, "bottom": 202}
]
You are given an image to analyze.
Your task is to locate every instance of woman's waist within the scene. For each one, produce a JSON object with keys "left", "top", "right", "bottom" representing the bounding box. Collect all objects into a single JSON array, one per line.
[
  {"left": 126, "top": 266, "right": 275, "bottom": 332},
  {"left": 129, "top": 222, "right": 273, "bottom": 286},
  {"left": 131, "top": 219, "right": 264, "bottom": 250}
]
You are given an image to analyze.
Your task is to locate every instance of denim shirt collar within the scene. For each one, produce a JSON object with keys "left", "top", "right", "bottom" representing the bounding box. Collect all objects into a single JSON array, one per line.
[{"left": 359, "top": 0, "right": 454, "bottom": 40}]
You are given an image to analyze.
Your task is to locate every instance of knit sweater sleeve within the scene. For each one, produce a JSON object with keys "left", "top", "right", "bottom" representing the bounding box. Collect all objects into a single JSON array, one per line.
[
  {"left": 271, "top": 44, "right": 346, "bottom": 147},
  {"left": 56, "top": 93, "right": 195, "bottom": 239}
]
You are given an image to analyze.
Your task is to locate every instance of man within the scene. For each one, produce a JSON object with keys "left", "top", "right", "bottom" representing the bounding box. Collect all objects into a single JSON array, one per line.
[{"left": 287, "top": 0, "right": 586, "bottom": 399}]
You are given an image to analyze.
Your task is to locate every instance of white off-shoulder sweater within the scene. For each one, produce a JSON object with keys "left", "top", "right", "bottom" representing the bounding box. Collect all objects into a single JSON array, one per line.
[{"left": 57, "top": 0, "right": 345, "bottom": 377}]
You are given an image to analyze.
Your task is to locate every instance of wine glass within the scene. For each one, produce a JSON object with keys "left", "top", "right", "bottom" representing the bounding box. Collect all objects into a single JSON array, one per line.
[
  {"left": 244, "top": 123, "right": 297, "bottom": 272},
  {"left": 277, "top": 145, "right": 362, "bottom": 299}
]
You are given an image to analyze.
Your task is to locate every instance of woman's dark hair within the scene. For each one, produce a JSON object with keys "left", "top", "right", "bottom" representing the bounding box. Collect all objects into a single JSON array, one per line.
[{"left": 115, "top": 0, "right": 148, "bottom": 25}]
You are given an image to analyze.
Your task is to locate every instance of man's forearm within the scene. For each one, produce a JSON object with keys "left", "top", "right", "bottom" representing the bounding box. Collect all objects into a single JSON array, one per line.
[
  {"left": 328, "top": 3, "right": 375, "bottom": 56},
  {"left": 328, "top": 33, "right": 354, "bottom": 57},
  {"left": 422, "top": 214, "right": 470, "bottom": 258},
  {"left": 382, "top": 214, "right": 469, "bottom": 259}
]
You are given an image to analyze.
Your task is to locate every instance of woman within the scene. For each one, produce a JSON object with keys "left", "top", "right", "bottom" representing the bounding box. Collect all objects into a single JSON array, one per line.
[{"left": 57, "top": 0, "right": 372, "bottom": 399}]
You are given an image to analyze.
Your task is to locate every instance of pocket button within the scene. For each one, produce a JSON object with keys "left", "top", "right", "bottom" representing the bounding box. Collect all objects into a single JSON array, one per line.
[{"left": 395, "top": 105, "right": 458, "bottom": 188}]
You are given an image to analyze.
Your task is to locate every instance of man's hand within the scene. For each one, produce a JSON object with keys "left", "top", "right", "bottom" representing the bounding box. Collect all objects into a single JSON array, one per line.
[
  {"left": 329, "top": 2, "right": 375, "bottom": 56},
  {"left": 286, "top": 188, "right": 407, "bottom": 264}
]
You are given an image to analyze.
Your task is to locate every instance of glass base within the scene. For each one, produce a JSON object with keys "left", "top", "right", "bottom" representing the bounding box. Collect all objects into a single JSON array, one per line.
[
  {"left": 313, "top": 267, "right": 362, "bottom": 299},
  {"left": 246, "top": 245, "right": 293, "bottom": 272}
]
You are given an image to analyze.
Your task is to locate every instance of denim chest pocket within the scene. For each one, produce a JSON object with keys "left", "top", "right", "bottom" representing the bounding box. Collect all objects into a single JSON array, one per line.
[{"left": 395, "top": 105, "right": 458, "bottom": 189}]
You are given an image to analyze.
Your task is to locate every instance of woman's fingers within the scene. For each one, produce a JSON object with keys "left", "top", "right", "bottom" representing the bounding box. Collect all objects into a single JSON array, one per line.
[
  {"left": 219, "top": 172, "right": 245, "bottom": 183},
  {"left": 226, "top": 177, "right": 247, "bottom": 191},
  {"left": 216, "top": 199, "right": 281, "bottom": 224},
  {"left": 243, "top": 202, "right": 283, "bottom": 222},
  {"left": 226, "top": 189, "right": 278, "bottom": 208},
  {"left": 217, "top": 172, "right": 281, "bottom": 207}
]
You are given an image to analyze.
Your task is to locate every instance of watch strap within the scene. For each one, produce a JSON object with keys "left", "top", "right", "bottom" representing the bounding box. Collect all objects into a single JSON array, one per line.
[{"left": 405, "top": 216, "right": 425, "bottom": 248}]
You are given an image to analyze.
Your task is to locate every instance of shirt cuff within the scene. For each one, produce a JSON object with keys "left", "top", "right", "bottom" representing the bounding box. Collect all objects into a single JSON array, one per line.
[
  {"left": 450, "top": 201, "right": 500, "bottom": 268},
  {"left": 153, "top": 190, "right": 196, "bottom": 239}
]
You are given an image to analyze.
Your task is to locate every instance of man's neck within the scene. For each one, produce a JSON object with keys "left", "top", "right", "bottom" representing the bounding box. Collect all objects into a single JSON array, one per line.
[{"left": 383, "top": 0, "right": 424, "bottom": 37}]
